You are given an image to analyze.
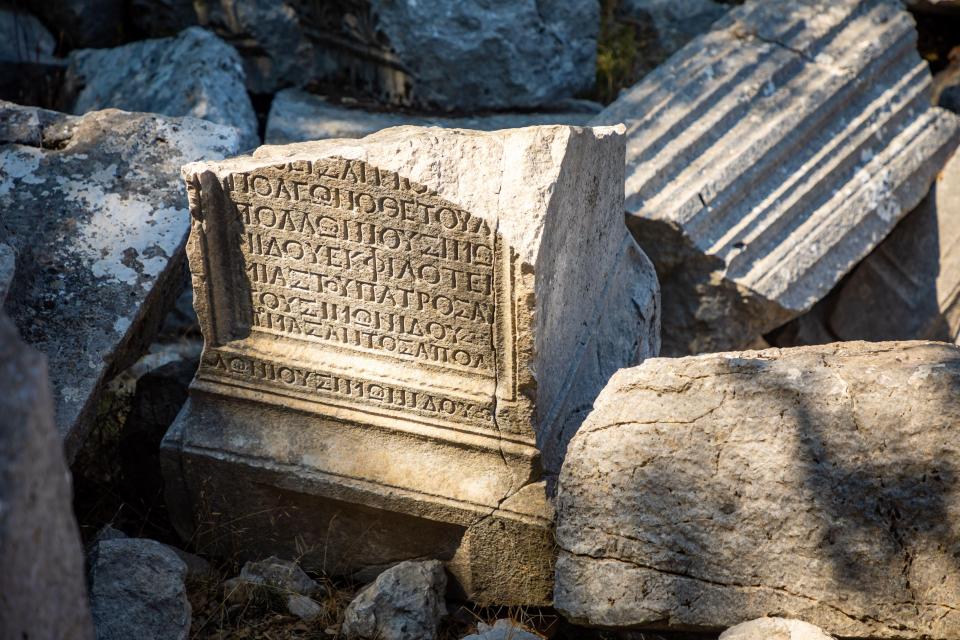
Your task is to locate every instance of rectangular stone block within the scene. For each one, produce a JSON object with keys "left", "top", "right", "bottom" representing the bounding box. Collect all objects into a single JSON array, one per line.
[
  {"left": 557, "top": 341, "right": 960, "bottom": 638},
  {"left": 593, "top": 0, "right": 959, "bottom": 355},
  {"left": 0, "top": 101, "right": 240, "bottom": 460},
  {"left": 160, "top": 124, "right": 660, "bottom": 604}
]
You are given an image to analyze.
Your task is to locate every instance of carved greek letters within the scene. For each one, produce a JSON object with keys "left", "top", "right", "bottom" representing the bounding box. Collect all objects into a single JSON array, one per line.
[{"left": 229, "top": 157, "right": 498, "bottom": 374}]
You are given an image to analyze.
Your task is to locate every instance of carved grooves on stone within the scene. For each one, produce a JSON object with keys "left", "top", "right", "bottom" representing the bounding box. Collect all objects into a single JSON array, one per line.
[{"left": 608, "top": 0, "right": 957, "bottom": 312}]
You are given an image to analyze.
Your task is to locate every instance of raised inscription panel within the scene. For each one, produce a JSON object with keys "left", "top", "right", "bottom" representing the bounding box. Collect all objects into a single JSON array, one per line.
[{"left": 191, "top": 156, "right": 514, "bottom": 431}]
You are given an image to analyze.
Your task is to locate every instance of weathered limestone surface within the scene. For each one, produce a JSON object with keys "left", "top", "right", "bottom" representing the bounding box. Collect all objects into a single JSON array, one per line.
[
  {"left": 0, "top": 312, "right": 94, "bottom": 639},
  {"left": 370, "top": 1, "right": 598, "bottom": 111},
  {"left": 160, "top": 124, "right": 660, "bottom": 605},
  {"left": 772, "top": 150, "right": 960, "bottom": 346},
  {"left": 593, "top": 0, "right": 960, "bottom": 355},
  {"left": 720, "top": 618, "right": 835, "bottom": 640},
  {"left": 0, "top": 101, "right": 239, "bottom": 460},
  {"left": 88, "top": 538, "right": 191, "bottom": 640},
  {"left": 265, "top": 90, "right": 599, "bottom": 145},
  {"left": 556, "top": 341, "right": 960, "bottom": 638},
  {"left": 342, "top": 560, "right": 447, "bottom": 640},
  {"left": 66, "top": 27, "right": 259, "bottom": 150}
]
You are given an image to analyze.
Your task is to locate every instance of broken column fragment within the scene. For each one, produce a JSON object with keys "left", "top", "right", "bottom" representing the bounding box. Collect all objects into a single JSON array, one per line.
[
  {"left": 772, "top": 149, "right": 960, "bottom": 346},
  {"left": 0, "top": 101, "right": 240, "bottom": 460},
  {"left": 592, "top": 0, "right": 960, "bottom": 355},
  {"left": 556, "top": 341, "right": 960, "bottom": 638},
  {"left": 160, "top": 124, "right": 660, "bottom": 605}
]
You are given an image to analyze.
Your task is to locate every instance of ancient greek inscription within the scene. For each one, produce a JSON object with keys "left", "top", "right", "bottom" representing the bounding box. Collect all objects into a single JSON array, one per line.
[
  {"left": 226, "top": 158, "right": 497, "bottom": 375},
  {"left": 201, "top": 348, "right": 494, "bottom": 427}
]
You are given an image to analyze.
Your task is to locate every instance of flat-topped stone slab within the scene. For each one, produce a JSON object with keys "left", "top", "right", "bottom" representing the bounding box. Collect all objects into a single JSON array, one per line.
[
  {"left": 265, "top": 90, "right": 599, "bottom": 145},
  {"left": 557, "top": 341, "right": 960, "bottom": 638},
  {"left": 161, "top": 124, "right": 660, "bottom": 605},
  {"left": 0, "top": 101, "right": 240, "bottom": 460},
  {"left": 593, "top": 0, "right": 959, "bottom": 355}
]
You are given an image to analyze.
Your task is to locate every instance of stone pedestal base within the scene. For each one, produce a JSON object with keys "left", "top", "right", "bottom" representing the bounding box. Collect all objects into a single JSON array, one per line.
[{"left": 160, "top": 391, "right": 555, "bottom": 605}]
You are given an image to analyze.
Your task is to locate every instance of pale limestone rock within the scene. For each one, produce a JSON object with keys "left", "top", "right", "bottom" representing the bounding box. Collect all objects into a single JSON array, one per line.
[
  {"left": 66, "top": 27, "right": 259, "bottom": 150},
  {"left": 771, "top": 149, "right": 960, "bottom": 346},
  {"left": 342, "top": 560, "right": 447, "bottom": 640},
  {"left": 593, "top": 0, "right": 960, "bottom": 355},
  {"left": 88, "top": 538, "right": 191, "bottom": 640},
  {"left": 265, "top": 90, "right": 598, "bottom": 145},
  {"left": 160, "top": 124, "right": 660, "bottom": 605},
  {"left": 0, "top": 313, "right": 94, "bottom": 639},
  {"left": 462, "top": 619, "right": 540, "bottom": 640},
  {"left": 720, "top": 617, "right": 835, "bottom": 640},
  {"left": 556, "top": 341, "right": 960, "bottom": 638},
  {"left": 0, "top": 101, "right": 239, "bottom": 460}
]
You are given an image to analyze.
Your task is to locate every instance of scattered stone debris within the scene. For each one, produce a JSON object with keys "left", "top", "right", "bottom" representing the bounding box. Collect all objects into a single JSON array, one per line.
[
  {"left": 342, "top": 560, "right": 447, "bottom": 640},
  {"left": 556, "top": 341, "right": 960, "bottom": 638},
  {"left": 88, "top": 537, "right": 191, "bottom": 640},
  {"left": 65, "top": 27, "right": 259, "bottom": 149},
  {"left": 720, "top": 617, "right": 835, "bottom": 640},
  {"left": 461, "top": 619, "right": 541, "bottom": 640},
  {"left": 0, "top": 101, "right": 239, "bottom": 461},
  {"left": 264, "top": 89, "right": 599, "bottom": 145},
  {"left": 593, "top": 0, "right": 960, "bottom": 355},
  {"left": 0, "top": 312, "right": 94, "bottom": 640}
]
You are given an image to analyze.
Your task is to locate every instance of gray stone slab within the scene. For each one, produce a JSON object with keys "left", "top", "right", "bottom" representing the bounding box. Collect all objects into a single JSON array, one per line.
[
  {"left": 0, "top": 101, "right": 239, "bottom": 460},
  {"left": 0, "top": 312, "right": 94, "bottom": 639},
  {"left": 593, "top": 0, "right": 960, "bottom": 355},
  {"left": 66, "top": 27, "right": 259, "bottom": 150},
  {"left": 556, "top": 341, "right": 960, "bottom": 638},
  {"left": 265, "top": 90, "right": 599, "bottom": 145}
]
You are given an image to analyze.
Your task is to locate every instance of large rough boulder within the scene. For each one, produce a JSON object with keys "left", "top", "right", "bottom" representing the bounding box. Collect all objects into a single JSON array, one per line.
[
  {"left": 88, "top": 538, "right": 191, "bottom": 640},
  {"left": 342, "top": 560, "right": 447, "bottom": 640},
  {"left": 265, "top": 89, "right": 599, "bottom": 145},
  {"left": 592, "top": 0, "right": 959, "bottom": 355},
  {"left": 0, "top": 311, "right": 93, "bottom": 639},
  {"left": 65, "top": 27, "right": 259, "bottom": 149},
  {"left": 0, "top": 101, "right": 239, "bottom": 460},
  {"left": 371, "top": 0, "right": 598, "bottom": 111},
  {"left": 556, "top": 341, "right": 960, "bottom": 638},
  {"left": 771, "top": 149, "right": 960, "bottom": 346}
]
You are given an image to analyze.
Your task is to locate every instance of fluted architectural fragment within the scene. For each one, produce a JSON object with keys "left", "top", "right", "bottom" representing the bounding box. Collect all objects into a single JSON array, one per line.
[{"left": 594, "top": 0, "right": 960, "bottom": 355}]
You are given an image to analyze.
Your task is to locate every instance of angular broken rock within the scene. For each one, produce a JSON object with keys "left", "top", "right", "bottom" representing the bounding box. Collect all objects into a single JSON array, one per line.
[
  {"left": 66, "top": 27, "right": 259, "bottom": 150},
  {"left": 771, "top": 149, "right": 960, "bottom": 346},
  {"left": 0, "top": 7, "right": 57, "bottom": 64},
  {"left": 342, "top": 560, "right": 447, "bottom": 640},
  {"left": 461, "top": 619, "right": 540, "bottom": 640},
  {"left": 0, "top": 312, "right": 94, "bottom": 639},
  {"left": 370, "top": 1, "right": 598, "bottom": 111},
  {"left": 160, "top": 124, "right": 660, "bottom": 605},
  {"left": 592, "top": 0, "right": 960, "bottom": 355},
  {"left": 0, "top": 101, "right": 239, "bottom": 461},
  {"left": 88, "top": 538, "right": 191, "bottom": 640},
  {"left": 556, "top": 341, "right": 960, "bottom": 638},
  {"left": 720, "top": 617, "right": 835, "bottom": 640},
  {"left": 265, "top": 90, "right": 599, "bottom": 145}
]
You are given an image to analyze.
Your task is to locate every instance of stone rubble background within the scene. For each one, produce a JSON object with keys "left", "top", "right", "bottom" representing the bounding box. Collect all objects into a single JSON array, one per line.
[{"left": 1, "top": 0, "right": 959, "bottom": 639}]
